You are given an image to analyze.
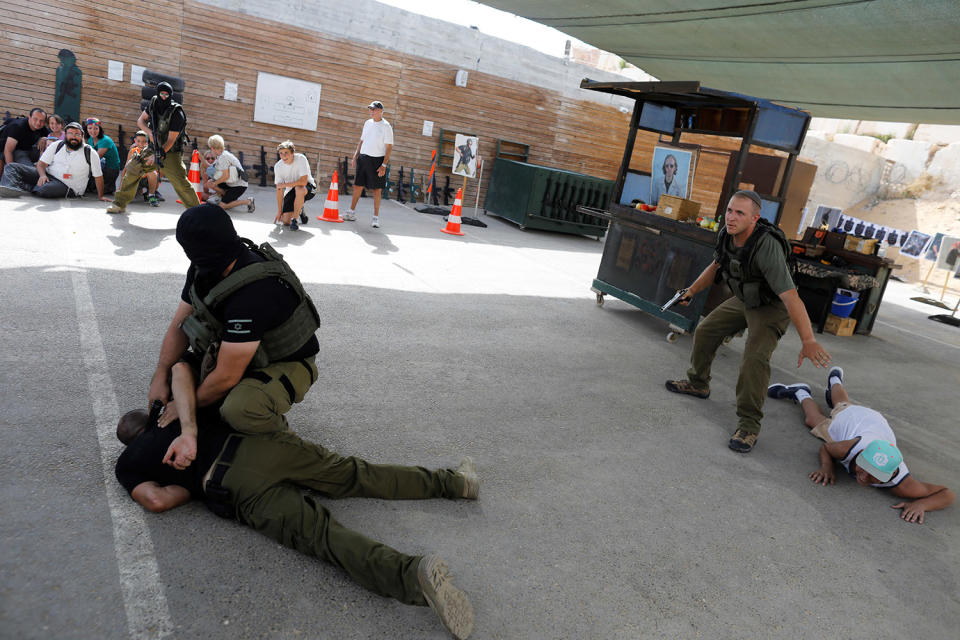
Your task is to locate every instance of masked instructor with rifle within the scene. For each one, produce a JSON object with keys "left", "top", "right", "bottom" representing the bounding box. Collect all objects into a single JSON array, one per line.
[
  {"left": 664, "top": 190, "right": 831, "bottom": 454},
  {"left": 107, "top": 81, "right": 200, "bottom": 213}
]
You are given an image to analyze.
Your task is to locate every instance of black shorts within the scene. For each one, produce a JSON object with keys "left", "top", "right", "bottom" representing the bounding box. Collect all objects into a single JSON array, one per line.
[
  {"left": 355, "top": 154, "right": 386, "bottom": 190},
  {"left": 217, "top": 183, "right": 247, "bottom": 203},
  {"left": 281, "top": 182, "right": 317, "bottom": 212}
]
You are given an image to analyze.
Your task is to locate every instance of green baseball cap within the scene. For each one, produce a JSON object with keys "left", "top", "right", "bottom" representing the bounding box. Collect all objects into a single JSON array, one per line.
[{"left": 856, "top": 440, "right": 902, "bottom": 483}]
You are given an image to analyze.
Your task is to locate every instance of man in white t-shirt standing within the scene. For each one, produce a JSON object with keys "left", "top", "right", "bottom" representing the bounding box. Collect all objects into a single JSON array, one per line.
[
  {"left": 344, "top": 100, "right": 393, "bottom": 228},
  {"left": 0, "top": 122, "right": 109, "bottom": 200},
  {"left": 767, "top": 367, "right": 954, "bottom": 524}
]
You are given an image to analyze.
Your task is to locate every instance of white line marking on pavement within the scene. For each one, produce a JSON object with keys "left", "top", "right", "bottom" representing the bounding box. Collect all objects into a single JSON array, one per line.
[
  {"left": 71, "top": 269, "right": 174, "bottom": 639},
  {"left": 873, "top": 319, "right": 960, "bottom": 351}
]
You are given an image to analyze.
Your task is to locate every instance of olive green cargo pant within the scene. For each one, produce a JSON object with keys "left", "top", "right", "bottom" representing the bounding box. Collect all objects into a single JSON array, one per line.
[
  {"left": 686, "top": 295, "right": 790, "bottom": 435},
  {"left": 112, "top": 150, "right": 200, "bottom": 209},
  {"left": 212, "top": 430, "right": 466, "bottom": 604},
  {"left": 220, "top": 357, "right": 318, "bottom": 435}
]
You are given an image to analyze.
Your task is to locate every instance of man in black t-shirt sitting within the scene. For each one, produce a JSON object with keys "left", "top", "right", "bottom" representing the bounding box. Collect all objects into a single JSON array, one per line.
[
  {"left": 116, "top": 362, "right": 478, "bottom": 640},
  {"left": 0, "top": 108, "right": 49, "bottom": 172},
  {"left": 148, "top": 204, "right": 321, "bottom": 446}
]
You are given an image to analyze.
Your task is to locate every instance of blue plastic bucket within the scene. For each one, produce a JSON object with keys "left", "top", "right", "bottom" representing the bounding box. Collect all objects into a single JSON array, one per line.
[{"left": 831, "top": 289, "right": 859, "bottom": 318}]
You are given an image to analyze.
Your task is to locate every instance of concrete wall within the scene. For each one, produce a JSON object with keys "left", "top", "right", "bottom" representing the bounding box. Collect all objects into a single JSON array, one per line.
[
  {"left": 198, "top": 0, "right": 641, "bottom": 109},
  {"left": 799, "top": 137, "right": 887, "bottom": 209},
  {"left": 928, "top": 143, "right": 960, "bottom": 184},
  {"left": 810, "top": 120, "right": 960, "bottom": 147},
  {"left": 881, "top": 139, "right": 935, "bottom": 183},
  {"left": 914, "top": 124, "right": 960, "bottom": 144},
  {"left": 832, "top": 134, "right": 883, "bottom": 155}
]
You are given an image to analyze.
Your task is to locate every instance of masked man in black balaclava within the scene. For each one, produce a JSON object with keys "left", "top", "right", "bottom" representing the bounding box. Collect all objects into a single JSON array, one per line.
[
  {"left": 148, "top": 204, "right": 321, "bottom": 440},
  {"left": 107, "top": 81, "right": 200, "bottom": 213}
]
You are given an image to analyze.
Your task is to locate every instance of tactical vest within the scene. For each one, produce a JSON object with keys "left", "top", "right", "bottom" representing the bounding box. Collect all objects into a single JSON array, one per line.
[
  {"left": 715, "top": 218, "right": 792, "bottom": 308},
  {"left": 179, "top": 239, "right": 320, "bottom": 370},
  {"left": 148, "top": 96, "right": 187, "bottom": 152}
]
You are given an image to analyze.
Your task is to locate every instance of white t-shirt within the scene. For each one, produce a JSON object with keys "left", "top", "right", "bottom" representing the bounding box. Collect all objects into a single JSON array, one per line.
[
  {"left": 829, "top": 405, "right": 910, "bottom": 488},
  {"left": 39, "top": 141, "right": 102, "bottom": 195},
  {"left": 274, "top": 153, "right": 314, "bottom": 196},
  {"left": 213, "top": 149, "right": 247, "bottom": 188},
  {"left": 359, "top": 118, "right": 394, "bottom": 157}
]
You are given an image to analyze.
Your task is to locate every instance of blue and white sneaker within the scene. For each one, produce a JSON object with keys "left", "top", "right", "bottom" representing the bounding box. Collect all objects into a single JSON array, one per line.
[
  {"left": 767, "top": 383, "right": 811, "bottom": 404},
  {"left": 825, "top": 367, "right": 844, "bottom": 408}
]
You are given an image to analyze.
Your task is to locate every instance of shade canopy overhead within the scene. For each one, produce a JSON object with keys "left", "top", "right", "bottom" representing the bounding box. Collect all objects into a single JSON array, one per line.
[{"left": 476, "top": 0, "right": 960, "bottom": 124}]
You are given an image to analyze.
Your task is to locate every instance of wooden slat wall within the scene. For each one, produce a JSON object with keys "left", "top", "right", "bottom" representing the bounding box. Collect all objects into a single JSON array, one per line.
[
  {"left": 2, "top": 0, "right": 773, "bottom": 213},
  {"left": 1, "top": 0, "right": 638, "bottom": 206}
]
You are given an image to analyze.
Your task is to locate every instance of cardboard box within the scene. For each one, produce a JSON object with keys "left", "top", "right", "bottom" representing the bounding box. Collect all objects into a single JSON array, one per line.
[
  {"left": 655, "top": 195, "right": 701, "bottom": 221},
  {"left": 843, "top": 236, "right": 878, "bottom": 255},
  {"left": 824, "top": 313, "right": 857, "bottom": 336}
]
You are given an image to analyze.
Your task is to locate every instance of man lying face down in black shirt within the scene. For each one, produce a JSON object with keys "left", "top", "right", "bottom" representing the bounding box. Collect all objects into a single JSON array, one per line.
[{"left": 114, "top": 375, "right": 479, "bottom": 640}]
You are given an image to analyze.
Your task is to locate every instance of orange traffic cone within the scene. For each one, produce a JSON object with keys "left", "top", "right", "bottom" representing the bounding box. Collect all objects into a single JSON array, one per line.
[
  {"left": 188, "top": 149, "right": 202, "bottom": 201},
  {"left": 440, "top": 187, "right": 466, "bottom": 236},
  {"left": 317, "top": 170, "right": 344, "bottom": 223}
]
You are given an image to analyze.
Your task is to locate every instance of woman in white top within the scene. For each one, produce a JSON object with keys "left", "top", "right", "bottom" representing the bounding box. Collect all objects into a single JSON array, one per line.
[
  {"left": 273, "top": 139, "right": 316, "bottom": 231},
  {"left": 767, "top": 368, "right": 954, "bottom": 524},
  {"left": 206, "top": 134, "right": 254, "bottom": 212}
]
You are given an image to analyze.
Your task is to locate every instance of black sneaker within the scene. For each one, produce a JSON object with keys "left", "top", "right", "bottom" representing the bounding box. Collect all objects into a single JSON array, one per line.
[
  {"left": 825, "top": 367, "right": 844, "bottom": 408},
  {"left": 299, "top": 209, "right": 308, "bottom": 225},
  {"left": 766, "top": 383, "right": 810, "bottom": 404},
  {"left": 728, "top": 428, "right": 758, "bottom": 453},
  {"left": 665, "top": 379, "right": 710, "bottom": 399},
  {"left": 289, "top": 218, "right": 299, "bottom": 231}
]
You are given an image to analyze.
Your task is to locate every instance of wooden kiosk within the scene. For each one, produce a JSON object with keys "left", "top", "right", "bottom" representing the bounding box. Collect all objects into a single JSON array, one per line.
[{"left": 580, "top": 81, "right": 813, "bottom": 341}]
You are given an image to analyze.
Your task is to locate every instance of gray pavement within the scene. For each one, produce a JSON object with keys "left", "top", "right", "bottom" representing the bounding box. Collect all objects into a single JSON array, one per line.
[{"left": 1, "top": 186, "right": 958, "bottom": 640}]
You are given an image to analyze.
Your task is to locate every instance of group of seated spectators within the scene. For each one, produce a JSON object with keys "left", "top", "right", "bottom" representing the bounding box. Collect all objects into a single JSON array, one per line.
[
  {"left": 0, "top": 108, "right": 319, "bottom": 227},
  {"left": 0, "top": 107, "right": 121, "bottom": 200}
]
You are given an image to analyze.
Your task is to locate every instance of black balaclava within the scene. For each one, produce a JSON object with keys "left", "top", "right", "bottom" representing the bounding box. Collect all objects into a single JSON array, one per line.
[
  {"left": 176, "top": 204, "right": 245, "bottom": 290},
  {"left": 155, "top": 81, "right": 174, "bottom": 112}
]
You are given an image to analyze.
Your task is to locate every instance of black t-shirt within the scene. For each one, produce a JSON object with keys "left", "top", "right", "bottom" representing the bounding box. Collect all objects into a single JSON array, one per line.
[
  {"left": 165, "top": 107, "right": 186, "bottom": 134},
  {"left": 114, "top": 409, "right": 233, "bottom": 498},
  {"left": 180, "top": 248, "right": 320, "bottom": 361},
  {"left": 2, "top": 117, "right": 49, "bottom": 151}
]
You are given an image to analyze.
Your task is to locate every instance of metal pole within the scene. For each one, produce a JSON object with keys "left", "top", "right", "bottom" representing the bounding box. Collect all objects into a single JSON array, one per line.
[{"left": 474, "top": 157, "right": 483, "bottom": 217}]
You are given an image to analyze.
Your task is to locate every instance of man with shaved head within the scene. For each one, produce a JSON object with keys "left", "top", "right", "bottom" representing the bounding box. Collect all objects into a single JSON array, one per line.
[{"left": 665, "top": 190, "right": 830, "bottom": 453}]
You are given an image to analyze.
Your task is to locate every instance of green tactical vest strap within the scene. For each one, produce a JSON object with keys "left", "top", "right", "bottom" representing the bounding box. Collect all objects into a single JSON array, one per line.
[{"left": 183, "top": 238, "right": 320, "bottom": 366}]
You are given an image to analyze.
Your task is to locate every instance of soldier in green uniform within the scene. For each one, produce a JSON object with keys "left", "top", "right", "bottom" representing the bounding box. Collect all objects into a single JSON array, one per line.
[
  {"left": 148, "top": 204, "right": 319, "bottom": 441},
  {"left": 116, "top": 362, "right": 478, "bottom": 639},
  {"left": 107, "top": 82, "right": 199, "bottom": 213},
  {"left": 665, "top": 190, "right": 831, "bottom": 453}
]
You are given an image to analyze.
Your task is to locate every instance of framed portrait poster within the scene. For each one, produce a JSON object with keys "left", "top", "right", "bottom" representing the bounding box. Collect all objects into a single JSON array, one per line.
[
  {"left": 452, "top": 134, "right": 479, "bottom": 178},
  {"left": 934, "top": 236, "right": 960, "bottom": 272},
  {"left": 900, "top": 230, "right": 932, "bottom": 258},
  {"left": 650, "top": 145, "right": 696, "bottom": 206}
]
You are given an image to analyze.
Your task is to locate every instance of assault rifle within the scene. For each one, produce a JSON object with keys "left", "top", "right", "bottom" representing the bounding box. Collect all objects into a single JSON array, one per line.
[{"left": 146, "top": 97, "right": 165, "bottom": 163}]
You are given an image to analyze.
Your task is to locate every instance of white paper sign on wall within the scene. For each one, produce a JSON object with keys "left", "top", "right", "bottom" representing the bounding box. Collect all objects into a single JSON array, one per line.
[
  {"left": 130, "top": 65, "right": 145, "bottom": 86},
  {"left": 254, "top": 72, "right": 321, "bottom": 131}
]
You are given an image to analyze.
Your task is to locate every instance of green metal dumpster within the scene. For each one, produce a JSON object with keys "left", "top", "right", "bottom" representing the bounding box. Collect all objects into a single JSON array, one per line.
[{"left": 483, "top": 158, "right": 612, "bottom": 238}]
